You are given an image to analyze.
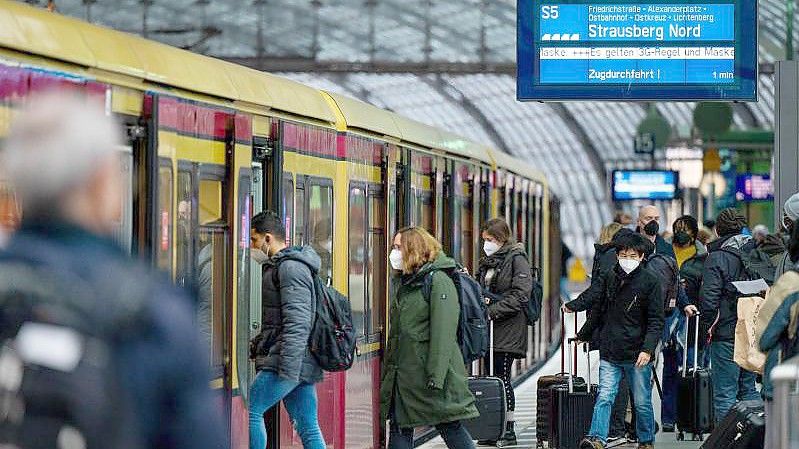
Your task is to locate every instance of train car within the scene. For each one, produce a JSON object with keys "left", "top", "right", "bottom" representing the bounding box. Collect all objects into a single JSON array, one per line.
[{"left": 0, "top": 2, "right": 562, "bottom": 448}]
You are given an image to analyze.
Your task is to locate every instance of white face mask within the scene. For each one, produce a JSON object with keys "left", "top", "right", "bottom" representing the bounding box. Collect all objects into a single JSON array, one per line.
[
  {"left": 618, "top": 258, "right": 640, "bottom": 274},
  {"left": 251, "top": 248, "right": 270, "bottom": 265},
  {"left": 483, "top": 240, "right": 501, "bottom": 256},
  {"left": 389, "top": 249, "right": 404, "bottom": 271}
]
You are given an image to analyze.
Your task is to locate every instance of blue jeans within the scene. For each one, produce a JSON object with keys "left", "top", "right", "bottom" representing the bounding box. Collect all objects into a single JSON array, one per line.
[
  {"left": 710, "top": 341, "right": 760, "bottom": 423},
  {"left": 587, "top": 359, "right": 656, "bottom": 444},
  {"left": 248, "top": 370, "right": 326, "bottom": 449},
  {"left": 388, "top": 420, "right": 475, "bottom": 449},
  {"left": 661, "top": 345, "right": 680, "bottom": 426}
]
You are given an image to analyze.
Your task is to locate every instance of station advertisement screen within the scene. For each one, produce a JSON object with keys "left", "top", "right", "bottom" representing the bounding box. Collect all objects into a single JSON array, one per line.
[
  {"left": 517, "top": 0, "right": 757, "bottom": 101},
  {"left": 735, "top": 174, "right": 773, "bottom": 202},
  {"left": 612, "top": 170, "right": 679, "bottom": 201}
]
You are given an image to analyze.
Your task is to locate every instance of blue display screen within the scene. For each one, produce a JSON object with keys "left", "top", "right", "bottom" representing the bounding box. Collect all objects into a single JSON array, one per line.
[
  {"left": 517, "top": 0, "right": 757, "bottom": 101},
  {"left": 735, "top": 174, "right": 773, "bottom": 202},
  {"left": 612, "top": 170, "right": 679, "bottom": 200}
]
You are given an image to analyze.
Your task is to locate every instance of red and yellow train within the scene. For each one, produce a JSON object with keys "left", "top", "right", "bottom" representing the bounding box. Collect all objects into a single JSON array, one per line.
[{"left": 0, "top": 2, "right": 563, "bottom": 447}]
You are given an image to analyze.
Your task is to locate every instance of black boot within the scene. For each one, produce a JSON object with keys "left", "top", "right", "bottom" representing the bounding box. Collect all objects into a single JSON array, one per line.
[{"left": 495, "top": 421, "right": 517, "bottom": 448}]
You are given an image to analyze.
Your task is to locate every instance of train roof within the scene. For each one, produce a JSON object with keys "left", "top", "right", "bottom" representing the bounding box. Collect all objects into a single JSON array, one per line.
[
  {"left": 489, "top": 148, "right": 547, "bottom": 184},
  {"left": 0, "top": 1, "right": 540, "bottom": 178}
]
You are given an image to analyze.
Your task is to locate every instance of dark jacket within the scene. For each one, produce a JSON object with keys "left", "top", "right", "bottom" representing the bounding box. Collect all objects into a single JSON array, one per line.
[
  {"left": 700, "top": 234, "right": 754, "bottom": 343},
  {"left": 592, "top": 242, "right": 618, "bottom": 281},
  {"left": 572, "top": 264, "right": 664, "bottom": 363},
  {"left": 380, "top": 253, "right": 479, "bottom": 428},
  {"left": 1, "top": 222, "right": 224, "bottom": 449},
  {"left": 476, "top": 242, "right": 534, "bottom": 357},
  {"left": 655, "top": 234, "right": 676, "bottom": 258},
  {"left": 756, "top": 270, "right": 799, "bottom": 400},
  {"left": 254, "top": 246, "right": 323, "bottom": 384},
  {"left": 679, "top": 242, "right": 708, "bottom": 306}
]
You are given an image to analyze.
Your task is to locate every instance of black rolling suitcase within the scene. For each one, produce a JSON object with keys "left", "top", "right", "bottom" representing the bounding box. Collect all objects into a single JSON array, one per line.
[
  {"left": 536, "top": 311, "right": 587, "bottom": 448},
  {"left": 463, "top": 320, "right": 507, "bottom": 442},
  {"left": 548, "top": 338, "right": 597, "bottom": 449},
  {"left": 700, "top": 400, "right": 765, "bottom": 449},
  {"left": 677, "top": 314, "right": 714, "bottom": 441}
]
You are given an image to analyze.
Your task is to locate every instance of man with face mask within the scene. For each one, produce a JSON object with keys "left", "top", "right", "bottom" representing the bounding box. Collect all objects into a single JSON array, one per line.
[
  {"left": 637, "top": 205, "right": 675, "bottom": 258},
  {"left": 565, "top": 233, "right": 664, "bottom": 449},
  {"left": 248, "top": 211, "right": 326, "bottom": 449}
]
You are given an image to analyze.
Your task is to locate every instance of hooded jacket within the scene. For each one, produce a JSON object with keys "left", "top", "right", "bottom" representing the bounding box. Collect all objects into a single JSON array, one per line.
[
  {"left": 380, "top": 253, "right": 479, "bottom": 428},
  {"left": 574, "top": 264, "right": 664, "bottom": 363},
  {"left": 476, "top": 242, "right": 534, "bottom": 357},
  {"left": 700, "top": 234, "right": 754, "bottom": 343},
  {"left": 592, "top": 242, "right": 618, "bottom": 281},
  {"left": 253, "top": 246, "right": 323, "bottom": 384}
]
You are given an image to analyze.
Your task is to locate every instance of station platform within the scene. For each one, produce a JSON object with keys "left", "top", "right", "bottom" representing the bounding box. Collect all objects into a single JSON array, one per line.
[{"left": 419, "top": 312, "right": 704, "bottom": 449}]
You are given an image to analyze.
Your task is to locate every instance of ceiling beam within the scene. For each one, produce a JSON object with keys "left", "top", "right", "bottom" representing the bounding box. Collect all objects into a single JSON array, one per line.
[{"left": 223, "top": 56, "right": 516, "bottom": 74}]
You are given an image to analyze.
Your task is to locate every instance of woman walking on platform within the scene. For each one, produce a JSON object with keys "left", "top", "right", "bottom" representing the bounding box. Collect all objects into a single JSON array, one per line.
[
  {"left": 380, "top": 227, "right": 479, "bottom": 449},
  {"left": 476, "top": 218, "right": 533, "bottom": 447}
]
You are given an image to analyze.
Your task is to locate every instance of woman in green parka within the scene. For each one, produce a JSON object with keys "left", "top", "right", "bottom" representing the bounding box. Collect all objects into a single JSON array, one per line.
[{"left": 380, "top": 226, "right": 479, "bottom": 449}]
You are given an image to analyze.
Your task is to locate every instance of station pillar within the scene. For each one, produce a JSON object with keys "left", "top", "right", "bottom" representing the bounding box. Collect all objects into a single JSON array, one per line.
[{"left": 775, "top": 60, "right": 799, "bottom": 225}]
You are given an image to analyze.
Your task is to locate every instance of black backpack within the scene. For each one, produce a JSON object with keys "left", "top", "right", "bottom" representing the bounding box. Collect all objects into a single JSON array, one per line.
[
  {"left": 722, "top": 246, "right": 778, "bottom": 286},
  {"left": 0, "top": 260, "right": 147, "bottom": 449},
  {"left": 647, "top": 253, "right": 680, "bottom": 314},
  {"left": 273, "top": 259, "right": 356, "bottom": 372},
  {"left": 518, "top": 255, "right": 544, "bottom": 325},
  {"left": 422, "top": 267, "right": 489, "bottom": 364}
]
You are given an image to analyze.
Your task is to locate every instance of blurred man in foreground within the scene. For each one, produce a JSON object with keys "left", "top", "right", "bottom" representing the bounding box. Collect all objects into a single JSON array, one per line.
[{"left": 0, "top": 93, "right": 222, "bottom": 449}]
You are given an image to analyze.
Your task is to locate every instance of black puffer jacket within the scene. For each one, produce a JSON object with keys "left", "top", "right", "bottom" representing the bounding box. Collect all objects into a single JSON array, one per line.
[
  {"left": 253, "top": 246, "right": 323, "bottom": 383},
  {"left": 476, "top": 242, "right": 533, "bottom": 357},
  {"left": 699, "top": 234, "right": 754, "bottom": 343},
  {"left": 592, "top": 243, "right": 618, "bottom": 281},
  {"left": 574, "top": 264, "right": 664, "bottom": 363}
]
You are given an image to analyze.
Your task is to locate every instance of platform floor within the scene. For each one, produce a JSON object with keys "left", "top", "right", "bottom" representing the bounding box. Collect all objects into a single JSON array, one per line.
[{"left": 418, "top": 311, "right": 703, "bottom": 449}]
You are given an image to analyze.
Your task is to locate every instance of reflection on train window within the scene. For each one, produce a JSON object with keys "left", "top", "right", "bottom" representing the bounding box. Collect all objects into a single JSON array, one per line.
[
  {"left": 349, "top": 185, "right": 367, "bottom": 336},
  {"left": 0, "top": 181, "right": 21, "bottom": 233},
  {"left": 368, "top": 188, "right": 386, "bottom": 335},
  {"left": 157, "top": 163, "right": 173, "bottom": 274},
  {"left": 295, "top": 182, "right": 305, "bottom": 247},
  {"left": 457, "top": 165, "right": 474, "bottom": 271},
  {"left": 236, "top": 172, "right": 252, "bottom": 399},
  {"left": 282, "top": 174, "right": 294, "bottom": 245},
  {"left": 307, "top": 179, "right": 333, "bottom": 282},
  {"left": 196, "top": 173, "right": 228, "bottom": 374},
  {"left": 176, "top": 170, "right": 194, "bottom": 288},
  {"left": 113, "top": 151, "right": 134, "bottom": 254}
]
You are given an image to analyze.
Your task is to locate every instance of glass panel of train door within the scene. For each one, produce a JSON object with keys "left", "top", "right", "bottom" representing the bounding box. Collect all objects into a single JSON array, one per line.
[
  {"left": 306, "top": 179, "right": 333, "bottom": 283},
  {"left": 176, "top": 169, "right": 194, "bottom": 289},
  {"left": 156, "top": 162, "right": 173, "bottom": 274},
  {"left": 456, "top": 163, "right": 474, "bottom": 272},
  {"left": 236, "top": 171, "right": 252, "bottom": 401},
  {"left": 410, "top": 152, "right": 434, "bottom": 234},
  {"left": 348, "top": 184, "right": 367, "bottom": 337}
]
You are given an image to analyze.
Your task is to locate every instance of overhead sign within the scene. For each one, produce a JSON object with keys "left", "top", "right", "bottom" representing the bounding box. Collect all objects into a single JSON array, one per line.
[
  {"left": 735, "top": 174, "right": 773, "bottom": 202},
  {"left": 612, "top": 170, "right": 679, "bottom": 201},
  {"left": 517, "top": 0, "right": 757, "bottom": 101}
]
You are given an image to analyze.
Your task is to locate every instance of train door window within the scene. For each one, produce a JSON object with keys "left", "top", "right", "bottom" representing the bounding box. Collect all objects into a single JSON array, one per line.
[
  {"left": 176, "top": 169, "right": 194, "bottom": 288},
  {"left": 282, "top": 173, "right": 294, "bottom": 245},
  {"left": 456, "top": 164, "right": 474, "bottom": 271},
  {"left": 516, "top": 186, "right": 525, "bottom": 243},
  {"left": 156, "top": 162, "right": 173, "bottom": 274},
  {"left": 528, "top": 190, "right": 538, "bottom": 263},
  {"left": 113, "top": 149, "right": 134, "bottom": 254},
  {"left": 307, "top": 178, "right": 333, "bottom": 282},
  {"left": 236, "top": 171, "right": 252, "bottom": 400},
  {"left": 410, "top": 153, "right": 435, "bottom": 234},
  {"left": 348, "top": 184, "right": 367, "bottom": 337},
  {"left": 368, "top": 186, "right": 386, "bottom": 336},
  {"left": 0, "top": 181, "right": 20, "bottom": 235},
  {"left": 196, "top": 169, "right": 228, "bottom": 375}
]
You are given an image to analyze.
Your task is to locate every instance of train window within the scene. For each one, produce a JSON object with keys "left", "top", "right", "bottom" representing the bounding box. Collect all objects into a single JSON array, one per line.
[
  {"left": 306, "top": 178, "right": 333, "bottom": 282},
  {"left": 368, "top": 186, "right": 386, "bottom": 336},
  {"left": 156, "top": 163, "right": 173, "bottom": 274},
  {"left": 236, "top": 171, "right": 252, "bottom": 399},
  {"left": 282, "top": 174, "right": 294, "bottom": 245},
  {"left": 456, "top": 164, "right": 474, "bottom": 271},
  {"left": 176, "top": 169, "right": 194, "bottom": 288},
  {"left": 348, "top": 185, "right": 367, "bottom": 336},
  {"left": 113, "top": 150, "right": 134, "bottom": 254},
  {"left": 196, "top": 170, "right": 228, "bottom": 375},
  {"left": 516, "top": 187, "right": 525, "bottom": 243},
  {"left": 410, "top": 153, "right": 435, "bottom": 234},
  {"left": 0, "top": 181, "right": 21, "bottom": 235}
]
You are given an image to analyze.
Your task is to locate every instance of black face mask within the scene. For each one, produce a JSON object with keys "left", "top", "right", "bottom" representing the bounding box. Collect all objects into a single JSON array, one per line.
[
  {"left": 643, "top": 220, "right": 659, "bottom": 237},
  {"left": 673, "top": 231, "right": 692, "bottom": 246}
]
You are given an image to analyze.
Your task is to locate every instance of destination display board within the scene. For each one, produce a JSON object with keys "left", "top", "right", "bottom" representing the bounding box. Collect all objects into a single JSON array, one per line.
[
  {"left": 735, "top": 174, "right": 773, "bottom": 202},
  {"left": 612, "top": 170, "right": 679, "bottom": 200},
  {"left": 517, "top": 0, "right": 757, "bottom": 101}
]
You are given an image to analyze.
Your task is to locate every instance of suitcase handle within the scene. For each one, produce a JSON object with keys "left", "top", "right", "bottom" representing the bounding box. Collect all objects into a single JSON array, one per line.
[
  {"left": 682, "top": 312, "right": 700, "bottom": 376},
  {"left": 566, "top": 337, "right": 591, "bottom": 393}
]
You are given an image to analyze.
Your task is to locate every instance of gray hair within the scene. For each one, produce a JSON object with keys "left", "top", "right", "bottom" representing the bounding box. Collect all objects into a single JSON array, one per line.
[{"left": 0, "top": 92, "right": 122, "bottom": 216}]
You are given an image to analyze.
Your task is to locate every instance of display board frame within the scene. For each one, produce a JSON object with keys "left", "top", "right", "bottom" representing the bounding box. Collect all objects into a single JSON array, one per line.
[{"left": 517, "top": 0, "right": 758, "bottom": 101}]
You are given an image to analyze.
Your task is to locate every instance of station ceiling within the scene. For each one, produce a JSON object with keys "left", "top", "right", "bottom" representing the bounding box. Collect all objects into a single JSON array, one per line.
[{"left": 30, "top": 0, "right": 785, "bottom": 258}]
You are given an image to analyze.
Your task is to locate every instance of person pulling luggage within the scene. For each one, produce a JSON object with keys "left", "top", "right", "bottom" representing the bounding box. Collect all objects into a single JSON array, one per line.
[
  {"left": 475, "top": 218, "right": 534, "bottom": 447},
  {"left": 563, "top": 232, "right": 664, "bottom": 449},
  {"left": 380, "top": 227, "right": 478, "bottom": 449}
]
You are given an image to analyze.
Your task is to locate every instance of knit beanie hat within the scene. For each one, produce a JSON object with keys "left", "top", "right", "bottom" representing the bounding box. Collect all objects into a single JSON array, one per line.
[
  {"left": 784, "top": 192, "right": 799, "bottom": 222},
  {"left": 715, "top": 208, "right": 747, "bottom": 237}
]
